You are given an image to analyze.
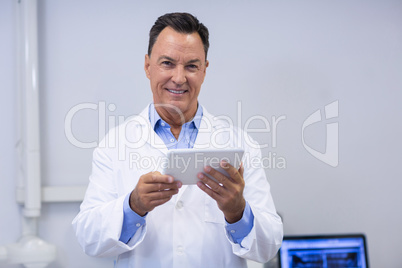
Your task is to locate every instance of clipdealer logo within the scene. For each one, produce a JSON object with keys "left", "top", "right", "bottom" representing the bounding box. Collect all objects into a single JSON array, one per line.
[
  {"left": 301, "top": 100, "right": 339, "bottom": 167},
  {"left": 64, "top": 100, "right": 339, "bottom": 168}
]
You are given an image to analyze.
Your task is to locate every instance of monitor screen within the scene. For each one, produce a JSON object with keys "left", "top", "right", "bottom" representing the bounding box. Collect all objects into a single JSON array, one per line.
[{"left": 279, "top": 234, "right": 369, "bottom": 268}]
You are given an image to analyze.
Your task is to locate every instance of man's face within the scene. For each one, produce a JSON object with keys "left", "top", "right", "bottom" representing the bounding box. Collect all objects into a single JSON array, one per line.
[{"left": 144, "top": 27, "right": 208, "bottom": 120}]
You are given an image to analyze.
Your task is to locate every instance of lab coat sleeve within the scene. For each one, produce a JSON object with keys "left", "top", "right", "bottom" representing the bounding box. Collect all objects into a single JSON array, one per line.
[
  {"left": 72, "top": 147, "right": 146, "bottom": 257},
  {"left": 226, "top": 135, "right": 283, "bottom": 263}
]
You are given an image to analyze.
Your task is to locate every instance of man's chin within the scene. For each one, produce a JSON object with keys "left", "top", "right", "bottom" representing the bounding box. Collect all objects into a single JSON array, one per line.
[{"left": 155, "top": 101, "right": 197, "bottom": 118}]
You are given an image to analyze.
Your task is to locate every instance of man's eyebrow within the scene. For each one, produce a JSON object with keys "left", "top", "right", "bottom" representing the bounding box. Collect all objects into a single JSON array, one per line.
[
  {"left": 187, "top": 59, "right": 202, "bottom": 65},
  {"left": 157, "top": 56, "right": 176, "bottom": 63}
]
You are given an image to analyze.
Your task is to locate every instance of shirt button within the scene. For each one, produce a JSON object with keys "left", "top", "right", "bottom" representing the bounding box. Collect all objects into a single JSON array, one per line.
[
  {"left": 161, "top": 122, "right": 165, "bottom": 126},
  {"left": 170, "top": 138, "right": 175, "bottom": 142},
  {"left": 177, "top": 246, "right": 184, "bottom": 255},
  {"left": 176, "top": 201, "right": 184, "bottom": 210},
  {"left": 136, "top": 223, "right": 141, "bottom": 227},
  {"left": 230, "top": 230, "right": 236, "bottom": 234}
]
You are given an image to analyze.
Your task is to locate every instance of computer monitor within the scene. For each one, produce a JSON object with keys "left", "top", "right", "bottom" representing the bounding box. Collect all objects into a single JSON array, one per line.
[{"left": 278, "top": 234, "right": 369, "bottom": 268}]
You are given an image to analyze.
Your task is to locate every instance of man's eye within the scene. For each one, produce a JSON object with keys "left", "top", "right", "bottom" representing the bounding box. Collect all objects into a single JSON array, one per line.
[
  {"left": 187, "top": 64, "right": 198, "bottom": 70},
  {"left": 162, "top": 61, "right": 172, "bottom": 66}
]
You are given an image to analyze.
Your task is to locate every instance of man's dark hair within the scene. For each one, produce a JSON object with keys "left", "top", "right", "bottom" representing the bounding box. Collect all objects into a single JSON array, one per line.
[{"left": 148, "top": 12, "right": 209, "bottom": 60}]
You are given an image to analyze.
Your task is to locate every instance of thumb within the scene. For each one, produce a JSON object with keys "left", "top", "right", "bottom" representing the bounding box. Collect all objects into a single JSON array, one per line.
[{"left": 238, "top": 162, "right": 244, "bottom": 177}]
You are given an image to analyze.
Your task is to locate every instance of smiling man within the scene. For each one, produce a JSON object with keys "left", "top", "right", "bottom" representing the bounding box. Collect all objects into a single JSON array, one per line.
[{"left": 73, "top": 12, "right": 283, "bottom": 268}]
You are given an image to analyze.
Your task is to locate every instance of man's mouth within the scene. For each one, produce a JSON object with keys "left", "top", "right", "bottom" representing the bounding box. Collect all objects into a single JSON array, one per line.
[{"left": 166, "top": 88, "right": 187, "bottom": 94}]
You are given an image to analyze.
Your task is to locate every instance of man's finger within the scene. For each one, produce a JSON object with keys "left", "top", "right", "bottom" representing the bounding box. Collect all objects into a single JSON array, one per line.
[
  {"left": 143, "top": 181, "right": 182, "bottom": 192},
  {"left": 203, "top": 165, "right": 231, "bottom": 185},
  {"left": 197, "top": 172, "right": 225, "bottom": 195},
  {"left": 219, "top": 161, "right": 243, "bottom": 184},
  {"left": 238, "top": 162, "right": 244, "bottom": 177},
  {"left": 148, "top": 172, "right": 175, "bottom": 184},
  {"left": 146, "top": 188, "right": 179, "bottom": 200},
  {"left": 196, "top": 180, "right": 224, "bottom": 203}
]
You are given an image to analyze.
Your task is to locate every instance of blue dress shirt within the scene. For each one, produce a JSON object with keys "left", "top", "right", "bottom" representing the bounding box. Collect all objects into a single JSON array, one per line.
[{"left": 119, "top": 104, "right": 254, "bottom": 245}]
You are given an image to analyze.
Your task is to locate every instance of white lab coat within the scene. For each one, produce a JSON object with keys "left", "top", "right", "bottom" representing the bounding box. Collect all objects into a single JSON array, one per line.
[{"left": 72, "top": 105, "right": 283, "bottom": 268}]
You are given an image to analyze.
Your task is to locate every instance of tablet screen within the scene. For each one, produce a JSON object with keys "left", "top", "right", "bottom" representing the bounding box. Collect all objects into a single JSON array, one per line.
[{"left": 163, "top": 148, "right": 244, "bottom": 185}]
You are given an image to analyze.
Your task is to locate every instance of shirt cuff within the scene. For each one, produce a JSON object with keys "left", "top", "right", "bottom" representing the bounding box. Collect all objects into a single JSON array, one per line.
[
  {"left": 119, "top": 192, "right": 146, "bottom": 244},
  {"left": 225, "top": 201, "right": 254, "bottom": 244}
]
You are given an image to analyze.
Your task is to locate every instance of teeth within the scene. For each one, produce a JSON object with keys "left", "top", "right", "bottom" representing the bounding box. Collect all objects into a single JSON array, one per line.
[{"left": 168, "top": 89, "right": 185, "bottom": 94}]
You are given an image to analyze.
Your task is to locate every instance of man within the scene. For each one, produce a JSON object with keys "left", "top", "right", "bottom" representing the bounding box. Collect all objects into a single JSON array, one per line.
[{"left": 72, "top": 12, "right": 283, "bottom": 268}]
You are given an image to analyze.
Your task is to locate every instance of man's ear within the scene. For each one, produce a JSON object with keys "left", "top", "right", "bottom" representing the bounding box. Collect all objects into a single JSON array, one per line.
[
  {"left": 203, "top": 60, "right": 209, "bottom": 76},
  {"left": 144, "top": 54, "right": 151, "bottom": 79}
]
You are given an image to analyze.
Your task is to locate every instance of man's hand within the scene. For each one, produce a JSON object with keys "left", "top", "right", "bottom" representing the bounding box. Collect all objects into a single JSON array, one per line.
[
  {"left": 130, "top": 171, "right": 182, "bottom": 216},
  {"left": 196, "top": 162, "right": 245, "bottom": 223}
]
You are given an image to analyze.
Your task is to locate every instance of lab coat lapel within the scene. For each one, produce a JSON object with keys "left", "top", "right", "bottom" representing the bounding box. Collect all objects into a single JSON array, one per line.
[
  {"left": 136, "top": 104, "right": 169, "bottom": 155},
  {"left": 193, "top": 107, "right": 216, "bottom": 149}
]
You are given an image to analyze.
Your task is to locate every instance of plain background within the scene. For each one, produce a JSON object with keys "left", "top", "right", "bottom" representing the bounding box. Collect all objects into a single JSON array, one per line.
[{"left": 1, "top": 0, "right": 401, "bottom": 267}]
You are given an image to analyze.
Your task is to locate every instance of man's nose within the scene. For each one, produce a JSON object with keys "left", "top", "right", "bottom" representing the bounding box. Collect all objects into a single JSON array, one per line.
[{"left": 171, "top": 67, "right": 187, "bottom": 85}]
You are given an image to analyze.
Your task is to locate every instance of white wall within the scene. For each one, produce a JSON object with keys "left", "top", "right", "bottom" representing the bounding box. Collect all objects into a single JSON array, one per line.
[
  {"left": 1, "top": 0, "right": 402, "bottom": 267},
  {"left": 0, "top": 0, "right": 20, "bottom": 262}
]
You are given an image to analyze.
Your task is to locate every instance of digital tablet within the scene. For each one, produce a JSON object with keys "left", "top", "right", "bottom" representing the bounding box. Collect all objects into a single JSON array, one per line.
[{"left": 163, "top": 148, "right": 244, "bottom": 185}]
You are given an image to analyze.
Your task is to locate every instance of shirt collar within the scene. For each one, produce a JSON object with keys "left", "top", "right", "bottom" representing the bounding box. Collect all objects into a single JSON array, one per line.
[{"left": 149, "top": 103, "right": 203, "bottom": 130}]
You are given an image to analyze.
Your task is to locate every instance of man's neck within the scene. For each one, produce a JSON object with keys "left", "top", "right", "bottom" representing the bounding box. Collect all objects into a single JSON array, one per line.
[{"left": 155, "top": 104, "right": 198, "bottom": 139}]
